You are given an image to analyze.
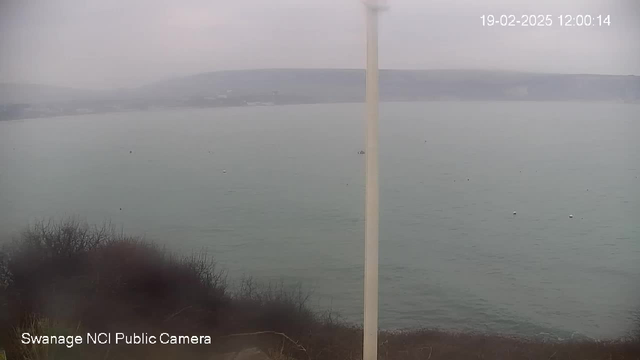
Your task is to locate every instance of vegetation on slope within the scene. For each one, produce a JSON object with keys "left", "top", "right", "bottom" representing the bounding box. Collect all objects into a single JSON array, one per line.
[{"left": 0, "top": 219, "right": 638, "bottom": 359}]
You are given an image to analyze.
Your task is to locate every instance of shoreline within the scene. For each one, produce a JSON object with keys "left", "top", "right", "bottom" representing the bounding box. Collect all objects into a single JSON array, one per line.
[{"left": 2, "top": 98, "right": 638, "bottom": 123}]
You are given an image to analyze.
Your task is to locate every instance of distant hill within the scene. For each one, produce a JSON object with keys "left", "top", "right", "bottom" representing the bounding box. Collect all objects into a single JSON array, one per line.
[
  {"left": 2, "top": 69, "right": 639, "bottom": 120},
  {"left": 139, "top": 69, "right": 640, "bottom": 102}
]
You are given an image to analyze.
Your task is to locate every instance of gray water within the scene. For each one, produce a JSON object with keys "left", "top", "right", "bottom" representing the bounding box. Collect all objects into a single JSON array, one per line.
[{"left": 1, "top": 102, "right": 639, "bottom": 339}]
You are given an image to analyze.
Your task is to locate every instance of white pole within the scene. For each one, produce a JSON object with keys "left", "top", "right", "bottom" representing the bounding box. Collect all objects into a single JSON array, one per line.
[{"left": 363, "top": 1, "right": 384, "bottom": 359}]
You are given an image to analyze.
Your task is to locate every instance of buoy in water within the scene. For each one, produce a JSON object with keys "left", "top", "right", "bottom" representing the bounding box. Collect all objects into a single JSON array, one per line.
[
  {"left": 223, "top": 169, "right": 227, "bottom": 174},
  {"left": 513, "top": 211, "right": 517, "bottom": 215},
  {"left": 129, "top": 150, "right": 132, "bottom": 154},
  {"left": 569, "top": 214, "right": 573, "bottom": 219}
]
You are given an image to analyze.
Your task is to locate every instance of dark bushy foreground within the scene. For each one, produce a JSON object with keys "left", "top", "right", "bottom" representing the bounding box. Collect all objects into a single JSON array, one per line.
[{"left": 0, "top": 219, "right": 638, "bottom": 360}]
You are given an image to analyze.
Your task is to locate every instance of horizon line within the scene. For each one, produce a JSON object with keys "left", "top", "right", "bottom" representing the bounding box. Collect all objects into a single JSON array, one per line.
[{"left": 2, "top": 68, "right": 638, "bottom": 91}]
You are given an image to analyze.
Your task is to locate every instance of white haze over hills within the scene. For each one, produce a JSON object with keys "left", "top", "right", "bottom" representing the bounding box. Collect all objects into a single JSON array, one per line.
[
  {"left": 1, "top": 69, "right": 639, "bottom": 103},
  {"left": 1, "top": 0, "right": 639, "bottom": 89},
  {"left": 1, "top": 69, "right": 639, "bottom": 121}
]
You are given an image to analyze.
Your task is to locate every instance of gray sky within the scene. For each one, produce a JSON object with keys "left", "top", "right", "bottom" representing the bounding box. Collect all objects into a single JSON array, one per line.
[{"left": 1, "top": 0, "right": 639, "bottom": 89}]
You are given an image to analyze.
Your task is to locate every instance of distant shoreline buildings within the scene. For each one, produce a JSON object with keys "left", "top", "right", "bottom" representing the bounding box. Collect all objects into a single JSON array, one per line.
[{"left": 2, "top": 69, "right": 639, "bottom": 121}]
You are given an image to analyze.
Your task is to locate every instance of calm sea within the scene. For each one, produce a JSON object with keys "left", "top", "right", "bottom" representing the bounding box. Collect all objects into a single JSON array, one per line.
[{"left": 1, "top": 102, "right": 638, "bottom": 339}]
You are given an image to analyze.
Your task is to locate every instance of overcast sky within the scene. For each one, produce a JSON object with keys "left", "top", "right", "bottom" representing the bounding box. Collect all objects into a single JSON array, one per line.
[{"left": 1, "top": 0, "right": 639, "bottom": 89}]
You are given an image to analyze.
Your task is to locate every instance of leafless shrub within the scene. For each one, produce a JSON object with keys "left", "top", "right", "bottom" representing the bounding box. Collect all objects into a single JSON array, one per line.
[
  {"left": 227, "top": 277, "right": 314, "bottom": 336},
  {"left": 1, "top": 219, "right": 638, "bottom": 360},
  {"left": 0, "top": 247, "right": 9, "bottom": 289},
  {"left": 0, "top": 219, "right": 230, "bottom": 356},
  {"left": 19, "top": 218, "right": 120, "bottom": 257}
]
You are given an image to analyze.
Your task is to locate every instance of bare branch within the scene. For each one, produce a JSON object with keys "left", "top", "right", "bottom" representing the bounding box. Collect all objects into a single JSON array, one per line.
[
  {"left": 163, "top": 306, "right": 193, "bottom": 322},
  {"left": 219, "top": 331, "right": 310, "bottom": 360}
]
